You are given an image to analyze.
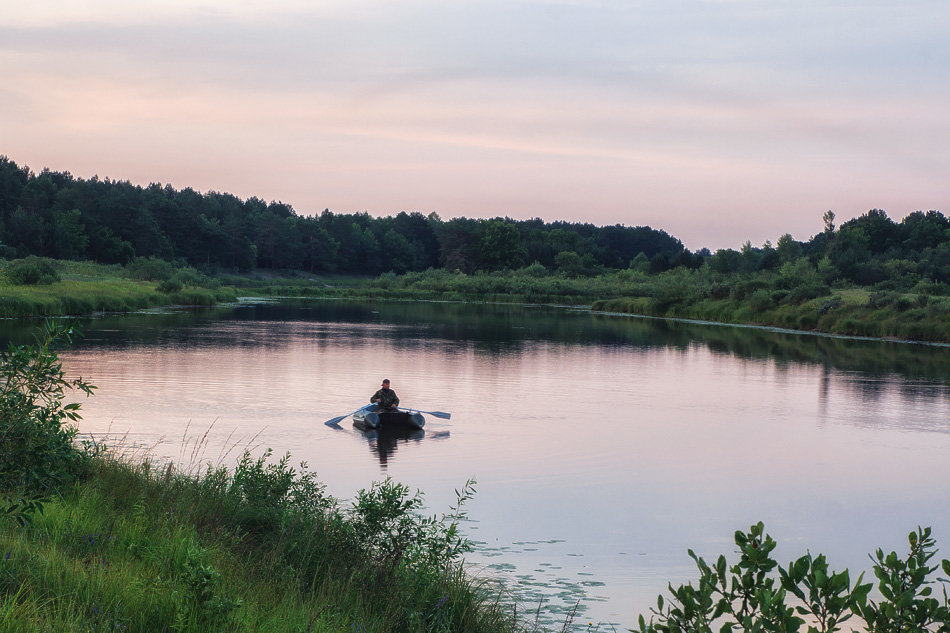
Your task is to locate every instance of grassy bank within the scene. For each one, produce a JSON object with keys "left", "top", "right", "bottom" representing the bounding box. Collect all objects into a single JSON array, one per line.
[
  {"left": 590, "top": 277, "right": 950, "bottom": 343},
  {"left": 4, "top": 257, "right": 949, "bottom": 343},
  {"left": 0, "top": 322, "right": 512, "bottom": 633},
  {"left": 1, "top": 451, "right": 508, "bottom": 633},
  {"left": 238, "top": 267, "right": 636, "bottom": 305},
  {"left": 593, "top": 289, "right": 950, "bottom": 343},
  {"left": 0, "top": 258, "right": 236, "bottom": 317},
  {"left": 244, "top": 267, "right": 950, "bottom": 343}
]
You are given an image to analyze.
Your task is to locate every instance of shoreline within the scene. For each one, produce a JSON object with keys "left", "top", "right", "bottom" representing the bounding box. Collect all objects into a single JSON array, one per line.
[
  {"left": 1, "top": 257, "right": 946, "bottom": 344},
  {"left": 4, "top": 290, "right": 949, "bottom": 349},
  {"left": 589, "top": 307, "right": 950, "bottom": 349}
]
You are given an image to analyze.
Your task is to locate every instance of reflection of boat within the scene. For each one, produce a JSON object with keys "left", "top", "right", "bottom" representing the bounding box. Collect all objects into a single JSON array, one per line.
[
  {"left": 352, "top": 404, "right": 425, "bottom": 431},
  {"left": 359, "top": 425, "right": 426, "bottom": 468}
]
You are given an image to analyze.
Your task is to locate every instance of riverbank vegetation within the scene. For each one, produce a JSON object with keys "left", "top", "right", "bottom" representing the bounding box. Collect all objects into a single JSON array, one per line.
[
  {"left": 639, "top": 522, "right": 950, "bottom": 633},
  {"left": 0, "top": 257, "right": 236, "bottom": 317},
  {"left": 0, "top": 322, "right": 511, "bottom": 632},
  {"left": 2, "top": 155, "right": 948, "bottom": 341},
  {"left": 246, "top": 265, "right": 950, "bottom": 343}
]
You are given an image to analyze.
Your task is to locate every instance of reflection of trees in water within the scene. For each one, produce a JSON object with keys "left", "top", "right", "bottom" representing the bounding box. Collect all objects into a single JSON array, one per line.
[
  {"left": 7, "top": 297, "right": 946, "bottom": 394},
  {"left": 351, "top": 301, "right": 950, "bottom": 390}
]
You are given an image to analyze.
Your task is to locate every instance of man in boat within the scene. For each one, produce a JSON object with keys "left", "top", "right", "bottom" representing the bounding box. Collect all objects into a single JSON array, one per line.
[{"left": 371, "top": 379, "right": 399, "bottom": 412}]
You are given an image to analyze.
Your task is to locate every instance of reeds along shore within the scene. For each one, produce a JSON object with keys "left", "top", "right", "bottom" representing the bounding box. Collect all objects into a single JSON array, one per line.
[{"left": 1, "top": 448, "right": 510, "bottom": 633}]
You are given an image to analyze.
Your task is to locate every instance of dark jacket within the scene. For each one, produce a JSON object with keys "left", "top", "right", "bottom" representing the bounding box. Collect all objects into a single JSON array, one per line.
[{"left": 371, "top": 387, "right": 399, "bottom": 410}]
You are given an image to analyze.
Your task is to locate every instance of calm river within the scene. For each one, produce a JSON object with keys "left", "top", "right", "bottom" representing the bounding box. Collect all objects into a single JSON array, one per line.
[{"left": 20, "top": 299, "right": 950, "bottom": 629}]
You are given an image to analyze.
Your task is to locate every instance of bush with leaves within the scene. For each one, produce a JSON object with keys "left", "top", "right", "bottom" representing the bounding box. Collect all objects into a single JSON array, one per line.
[
  {"left": 3, "top": 256, "right": 60, "bottom": 285},
  {"left": 350, "top": 477, "right": 476, "bottom": 573},
  {"left": 0, "top": 320, "right": 95, "bottom": 523},
  {"left": 126, "top": 256, "right": 177, "bottom": 281},
  {"left": 637, "top": 522, "right": 950, "bottom": 633}
]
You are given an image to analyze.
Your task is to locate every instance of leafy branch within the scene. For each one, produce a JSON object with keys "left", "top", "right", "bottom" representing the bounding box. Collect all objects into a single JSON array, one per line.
[{"left": 638, "top": 523, "right": 950, "bottom": 633}]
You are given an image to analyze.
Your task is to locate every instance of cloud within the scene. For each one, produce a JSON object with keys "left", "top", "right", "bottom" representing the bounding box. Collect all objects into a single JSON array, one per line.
[{"left": 1, "top": 1, "right": 948, "bottom": 249}]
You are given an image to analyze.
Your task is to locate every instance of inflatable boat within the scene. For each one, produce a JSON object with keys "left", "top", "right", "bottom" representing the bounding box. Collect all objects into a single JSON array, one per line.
[{"left": 352, "top": 404, "right": 425, "bottom": 431}]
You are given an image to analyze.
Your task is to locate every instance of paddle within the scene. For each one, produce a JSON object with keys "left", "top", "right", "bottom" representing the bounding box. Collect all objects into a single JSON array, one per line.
[
  {"left": 324, "top": 404, "right": 372, "bottom": 427},
  {"left": 398, "top": 407, "right": 451, "bottom": 420}
]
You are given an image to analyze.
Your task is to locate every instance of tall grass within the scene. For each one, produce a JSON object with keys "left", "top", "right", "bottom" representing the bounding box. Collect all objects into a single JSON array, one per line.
[
  {"left": 0, "top": 320, "right": 515, "bottom": 632},
  {"left": 0, "top": 257, "right": 238, "bottom": 317},
  {"left": 1, "top": 448, "right": 515, "bottom": 633},
  {"left": 0, "top": 280, "right": 236, "bottom": 317}
]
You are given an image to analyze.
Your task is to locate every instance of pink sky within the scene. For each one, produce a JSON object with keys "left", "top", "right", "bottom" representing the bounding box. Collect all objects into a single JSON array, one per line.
[{"left": 2, "top": 1, "right": 947, "bottom": 250}]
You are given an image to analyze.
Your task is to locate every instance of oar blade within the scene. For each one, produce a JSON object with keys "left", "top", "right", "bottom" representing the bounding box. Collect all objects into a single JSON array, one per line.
[
  {"left": 396, "top": 407, "right": 451, "bottom": 419},
  {"left": 324, "top": 403, "right": 374, "bottom": 427}
]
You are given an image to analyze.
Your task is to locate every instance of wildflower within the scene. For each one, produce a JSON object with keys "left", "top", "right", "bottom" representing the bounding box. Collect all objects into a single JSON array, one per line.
[{"left": 436, "top": 594, "right": 449, "bottom": 609}]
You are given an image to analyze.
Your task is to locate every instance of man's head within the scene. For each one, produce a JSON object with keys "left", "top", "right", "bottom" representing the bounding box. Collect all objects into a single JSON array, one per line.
[{"left": 381, "top": 379, "right": 390, "bottom": 388}]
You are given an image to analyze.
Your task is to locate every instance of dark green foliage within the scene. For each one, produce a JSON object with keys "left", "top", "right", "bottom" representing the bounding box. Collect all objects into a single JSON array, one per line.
[
  {"left": 0, "top": 156, "right": 691, "bottom": 276},
  {"left": 126, "top": 256, "right": 177, "bottom": 281},
  {"left": 477, "top": 219, "right": 528, "bottom": 270},
  {"left": 785, "top": 284, "right": 828, "bottom": 305},
  {"left": 856, "top": 527, "right": 949, "bottom": 632},
  {"left": 555, "top": 250, "right": 584, "bottom": 276},
  {"left": 749, "top": 289, "right": 774, "bottom": 313},
  {"left": 180, "top": 545, "right": 243, "bottom": 626},
  {"left": 0, "top": 156, "right": 948, "bottom": 288},
  {"left": 638, "top": 523, "right": 950, "bottom": 633},
  {"left": 0, "top": 320, "right": 95, "bottom": 523},
  {"left": 157, "top": 277, "right": 184, "bottom": 293},
  {"left": 3, "top": 255, "right": 60, "bottom": 285}
]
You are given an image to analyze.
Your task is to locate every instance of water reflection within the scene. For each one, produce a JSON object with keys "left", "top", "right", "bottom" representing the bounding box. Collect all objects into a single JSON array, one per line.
[
  {"left": 358, "top": 426, "right": 427, "bottom": 468},
  {"left": 5, "top": 298, "right": 950, "bottom": 629},
  {"left": 5, "top": 299, "right": 948, "bottom": 390}
]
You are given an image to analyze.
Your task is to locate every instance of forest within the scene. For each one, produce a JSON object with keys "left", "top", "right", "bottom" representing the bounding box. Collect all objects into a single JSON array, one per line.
[
  {"left": 0, "top": 156, "right": 686, "bottom": 275},
  {"left": 1, "top": 155, "right": 948, "bottom": 292}
]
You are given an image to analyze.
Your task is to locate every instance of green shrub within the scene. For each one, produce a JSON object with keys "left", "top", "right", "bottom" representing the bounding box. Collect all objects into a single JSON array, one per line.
[
  {"left": 769, "top": 289, "right": 789, "bottom": 304},
  {"left": 707, "top": 281, "right": 732, "bottom": 300},
  {"left": 894, "top": 295, "right": 913, "bottom": 312},
  {"left": 786, "top": 283, "right": 829, "bottom": 305},
  {"left": 517, "top": 261, "right": 548, "bottom": 278},
  {"left": 157, "top": 276, "right": 183, "bottom": 293},
  {"left": 867, "top": 290, "right": 897, "bottom": 309},
  {"left": 816, "top": 295, "right": 844, "bottom": 315},
  {"left": 0, "top": 321, "right": 95, "bottom": 524},
  {"left": 638, "top": 523, "right": 950, "bottom": 633},
  {"left": 749, "top": 289, "right": 773, "bottom": 313},
  {"left": 176, "top": 267, "right": 220, "bottom": 289},
  {"left": 913, "top": 280, "right": 950, "bottom": 296},
  {"left": 4, "top": 256, "right": 60, "bottom": 285},
  {"left": 126, "top": 256, "right": 176, "bottom": 281},
  {"left": 730, "top": 278, "right": 767, "bottom": 301}
]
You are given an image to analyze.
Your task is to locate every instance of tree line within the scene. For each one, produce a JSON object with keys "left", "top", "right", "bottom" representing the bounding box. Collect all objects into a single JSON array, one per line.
[
  {"left": 0, "top": 156, "right": 685, "bottom": 275},
  {"left": 706, "top": 209, "right": 950, "bottom": 288},
  {"left": 1, "top": 155, "right": 947, "bottom": 286}
]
